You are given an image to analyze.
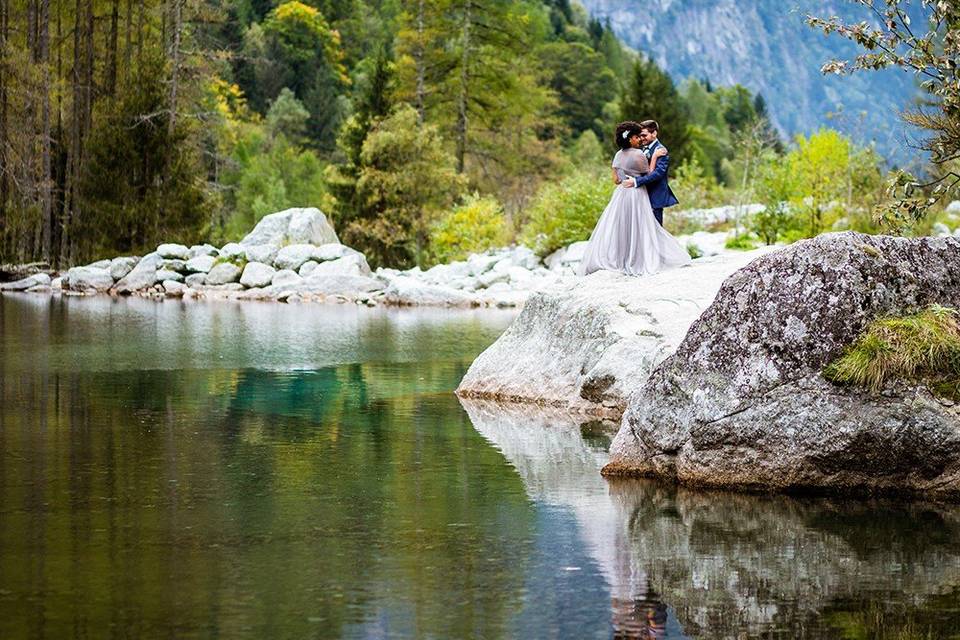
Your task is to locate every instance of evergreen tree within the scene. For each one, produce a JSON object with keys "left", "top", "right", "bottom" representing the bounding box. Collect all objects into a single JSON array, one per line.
[{"left": 621, "top": 58, "right": 692, "bottom": 168}]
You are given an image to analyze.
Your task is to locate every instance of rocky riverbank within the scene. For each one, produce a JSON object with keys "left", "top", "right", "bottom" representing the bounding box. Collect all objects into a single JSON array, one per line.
[
  {"left": 0, "top": 206, "right": 753, "bottom": 309},
  {"left": 456, "top": 246, "right": 776, "bottom": 415}
]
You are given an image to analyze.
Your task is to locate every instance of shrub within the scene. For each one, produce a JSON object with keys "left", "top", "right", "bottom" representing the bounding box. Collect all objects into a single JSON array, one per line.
[
  {"left": 429, "top": 195, "right": 510, "bottom": 264},
  {"left": 686, "top": 243, "right": 703, "bottom": 259},
  {"left": 824, "top": 305, "right": 960, "bottom": 400},
  {"left": 520, "top": 170, "right": 613, "bottom": 256},
  {"left": 724, "top": 233, "right": 758, "bottom": 251}
]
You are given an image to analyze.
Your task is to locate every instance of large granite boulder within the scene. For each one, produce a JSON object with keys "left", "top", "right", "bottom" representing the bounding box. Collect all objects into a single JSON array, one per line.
[
  {"left": 239, "top": 261, "right": 276, "bottom": 288},
  {"left": 273, "top": 244, "right": 319, "bottom": 271},
  {"left": 382, "top": 276, "right": 479, "bottom": 307},
  {"left": 205, "top": 261, "right": 242, "bottom": 285},
  {"left": 605, "top": 232, "right": 960, "bottom": 497},
  {"left": 113, "top": 253, "right": 161, "bottom": 294},
  {"left": 109, "top": 256, "right": 140, "bottom": 280},
  {"left": 65, "top": 266, "right": 114, "bottom": 292},
  {"left": 157, "top": 243, "right": 190, "bottom": 260},
  {"left": 240, "top": 207, "right": 338, "bottom": 247},
  {"left": 456, "top": 248, "right": 773, "bottom": 415}
]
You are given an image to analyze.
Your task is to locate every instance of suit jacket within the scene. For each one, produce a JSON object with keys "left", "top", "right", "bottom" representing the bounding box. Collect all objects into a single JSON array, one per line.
[{"left": 634, "top": 139, "right": 679, "bottom": 209}]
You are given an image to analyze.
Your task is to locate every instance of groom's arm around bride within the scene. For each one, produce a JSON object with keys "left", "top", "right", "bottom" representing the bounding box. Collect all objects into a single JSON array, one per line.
[{"left": 621, "top": 120, "right": 679, "bottom": 226}]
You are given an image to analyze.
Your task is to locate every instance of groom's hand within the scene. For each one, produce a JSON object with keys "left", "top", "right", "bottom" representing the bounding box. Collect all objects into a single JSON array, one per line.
[{"left": 622, "top": 177, "right": 636, "bottom": 188}]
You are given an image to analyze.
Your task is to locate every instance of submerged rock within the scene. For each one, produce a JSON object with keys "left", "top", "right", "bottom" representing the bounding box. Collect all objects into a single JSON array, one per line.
[
  {"left": 605, "top": 232, "right": 960, "bottom": 498},
  {"left": 456, "top": 249, "right": 773, "bottom": 414}
]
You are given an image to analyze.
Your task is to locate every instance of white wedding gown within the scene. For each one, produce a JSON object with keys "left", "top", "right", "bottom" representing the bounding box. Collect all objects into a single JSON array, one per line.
[{"left": 579, "top": 148, "right": 691, "bottom": 277}]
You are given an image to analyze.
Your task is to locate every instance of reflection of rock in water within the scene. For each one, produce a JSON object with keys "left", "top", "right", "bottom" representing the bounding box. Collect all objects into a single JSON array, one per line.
[
  {"left": 609, "top": 479, "right": 960, "bottom": 638},
  {"left": 461, "top": 398, "right": 960, "bottom": 639}
]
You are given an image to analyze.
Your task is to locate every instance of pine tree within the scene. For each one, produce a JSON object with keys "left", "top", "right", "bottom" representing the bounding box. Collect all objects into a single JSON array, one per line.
[{"left": 621, "top": 58, "right": 692, "bottom": 168}]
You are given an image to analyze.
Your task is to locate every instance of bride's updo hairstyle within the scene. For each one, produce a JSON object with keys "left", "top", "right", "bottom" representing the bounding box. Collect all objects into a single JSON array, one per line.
[{"left": 614, "top": 121, "right": 643, "bottom": 150}]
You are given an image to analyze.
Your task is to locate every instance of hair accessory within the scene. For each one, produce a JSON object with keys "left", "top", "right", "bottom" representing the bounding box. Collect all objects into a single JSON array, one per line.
[{"left": 622, "top": 130, "right": 629, "bottom": 139}]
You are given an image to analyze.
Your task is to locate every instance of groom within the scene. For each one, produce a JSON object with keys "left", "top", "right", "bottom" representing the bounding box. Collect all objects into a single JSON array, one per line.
[{"left": 622, "top": 120, "right": 678, "bottom": 226}]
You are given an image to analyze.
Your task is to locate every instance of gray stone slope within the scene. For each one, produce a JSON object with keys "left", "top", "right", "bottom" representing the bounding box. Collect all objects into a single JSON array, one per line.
[
  {"left": 456, "top": 248, "right": 775, "bottom": 415},
  {"left": 606, "top": 231, "right": 960, "bottom": 497}
]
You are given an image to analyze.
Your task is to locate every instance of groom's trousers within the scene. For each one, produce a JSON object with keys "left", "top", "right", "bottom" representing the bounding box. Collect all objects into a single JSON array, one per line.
[{"left": 653, "top": 208, "right": 664, "bottom": 226}]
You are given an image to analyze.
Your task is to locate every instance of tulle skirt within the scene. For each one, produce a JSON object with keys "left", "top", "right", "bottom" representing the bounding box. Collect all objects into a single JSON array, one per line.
[{"left": 579, "top": 185, "right": 692, "bottom": 277}]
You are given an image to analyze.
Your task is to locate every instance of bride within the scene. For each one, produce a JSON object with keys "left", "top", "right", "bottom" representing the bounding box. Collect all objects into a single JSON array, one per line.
[{"left": 579, "top": 121, "right": 692, "bottom": 277}]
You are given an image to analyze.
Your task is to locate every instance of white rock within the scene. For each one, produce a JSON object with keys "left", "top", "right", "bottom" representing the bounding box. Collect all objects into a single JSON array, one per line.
[
  {"left": 508, "top": 246, "right": 540, "bottom": 270},
  {"left": 240, "top": 207, "right": 338, "bottom": 246},
  {"left": 51, "top": 277, "right": 62, "bottom": 290},
  {"left": 456, "top": 248, "right": 776, "bottom": 414},
  {"left": 271, "top": 269, "right": 303, "bottom": 287},
  {"left": 932, "top": 222, "right": 952, "bottom": 237},
  {"left": 314, "top": 243, "right": 359, "bottom": 262},
  {"left": 66, "top": 266, "right": 114, "bottom": 292},
  {"left": 507, "top": 266, "right": 534, "bottom": 285},
  {"left": 383, "top": 276, "right": 478, "bottom": 307},
  {"left": 85, "top": 259, "right": 112, "bottom": 270},
  {"left": 299, "top": 261, "right": 320, "bottom": 276},
  {"left": 163, "top": 280, "right": 187, "bottom": 296},
  {"left": 477, "top": 269, "right": 510, "bottom": 289},
  {"left": 155, "top": 269, "right": 184, "bottom": 283},
  {"left": 157, "top": 243, "right": 190, "bottom": 260},
  {"left": 467, "top": 253, "right": 501, "bottom": 276},
  {"left": 0, "top": 272, "right": 51, "bottom": 291},
  {"left": 185, "top": 273, "right": 206, "bottom": 288},
  {"left": 184, "top": 255, "right": 216, "bottom": 273},
  {"left": 205, "top": 262, "right": 242, "bottom": 285},
  {"left": 114, "top": 253, "right": 161, "bottom": 294},
  {"left": 288, "top": 208, "right": 339, "bottom": 245},
  {"left": 305, "top": 254, "right": 371, "bottom": 278},
  {"left": 301, "top": 274, "right": 384, "bottom": 297},
  {"left": 161, "top": 259, "right": 187, "bottom": 272},
  {"left": 245, "top": 243, "right": 280, "bottom": 265},
  {"left": 239, "top": 262, "right": 276, "bottom": 288},
  {"left": 946, "top": 200, "right": 960, "bottom": 214},
  {"left": 273, "top": 244, "right": 318, "bottom": 271},
  {"left": 219, "top": 243, "right": 246, "bottom": 261},
  {"left": 109, "top": 256, "right": 140, "bottom": 280},
  {"left": 188, "top": 243, "right": 219, "bottom": 258}
]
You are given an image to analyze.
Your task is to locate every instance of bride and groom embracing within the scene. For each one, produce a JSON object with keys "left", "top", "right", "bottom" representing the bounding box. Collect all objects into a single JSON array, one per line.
[{"left": 579, "top": 119, "right": 692, "bottom": 277}]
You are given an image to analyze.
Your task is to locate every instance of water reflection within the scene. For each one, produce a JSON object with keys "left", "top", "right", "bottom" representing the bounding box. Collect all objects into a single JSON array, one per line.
[{"left": 461, "top": 398, "right": 960, "bottom": 639}]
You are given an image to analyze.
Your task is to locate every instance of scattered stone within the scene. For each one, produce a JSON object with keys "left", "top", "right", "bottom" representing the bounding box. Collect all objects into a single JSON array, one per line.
[
  {"left": 244, "top": 243, "right": 279, "bottom": 265},
  {"left": 271, "top": 269, "right": 303, "bottom": 287},
  {"left": 239, "top": 262, "right": 277, "bottom": 288},
  {"left": 205, "top": 262, "right": 242, "bottom": 285},
  {"left": 113, "top": 253, "right": 161, "bottom": 294},
  {"left": 51, "top": 277, "right": 62, "bottom": 290},
  {"left": 163, "top": 280, "right": 187, "bottom": 296},
  {"left": 157, "top": 243, "right": 191, "bottom": 260},
  {"left": 155, "top": 269, "right": 184, "bottom": 283},
  {"left": 188, "top": 243, "right": 219, "bottom": 259},
  {"left": 306, "top": 254, "right": 371, "bottom": 278},
  {"left": 65, "top": 266, "right": 114, "bottom": 292},
  {"left": 185, "top": 273, "right": 206, "bottom": 288},
  {"left": 161, "top": 259, "right": 187, "bottom": 272},
  {"left": 383, "top": 276, "right": 478, "bottom": 307},
  {"left": 299, "top": 261, "right": 320, "bottom": 277},
  {"left": 85, "top": 259, "right": 112, "bottom": 270},
  {"left": 184, "top": 255, "right": 216, "bottom": 274},
  {"left": 109, "top": 256, "right": 140, "bottom": 280},
  {"left": 274, "top": 244, "right": 318, "bottom": 271},
  {"left": 314, "top": 243, "right": 358, "bottom": 262},
  {"left": 219, "top": 243, "right": 246, "bottom": 261}
]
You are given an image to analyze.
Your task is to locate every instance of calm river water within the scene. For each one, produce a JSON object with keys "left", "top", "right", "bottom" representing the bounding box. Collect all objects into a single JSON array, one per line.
[{"left": 2, "top": 294, "right": 960, "bottom": 639}]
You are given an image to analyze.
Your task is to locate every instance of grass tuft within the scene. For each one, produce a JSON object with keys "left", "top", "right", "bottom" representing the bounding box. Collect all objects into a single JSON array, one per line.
[{"left": 823, "top": 305, "right": 960, "bottom": 400}]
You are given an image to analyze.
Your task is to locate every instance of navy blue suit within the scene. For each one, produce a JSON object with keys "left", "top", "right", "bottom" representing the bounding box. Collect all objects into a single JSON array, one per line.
[{"left": 633, "top": 139, "right": 679, "bottom": 226}]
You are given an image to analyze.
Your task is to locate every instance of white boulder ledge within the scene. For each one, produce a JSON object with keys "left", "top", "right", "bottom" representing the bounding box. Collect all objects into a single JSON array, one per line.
[
  {"left": 604, "top": 232, "right": 960, "bottom": 498},
  {"left": 455, "top": 248, "right": 775, "bottom": 416},
  {"left": 240, "top": 207, "right": 338, "bottom": 247},
  {"left": 0, "top": 272, "right": 52, "bottom": 291}
]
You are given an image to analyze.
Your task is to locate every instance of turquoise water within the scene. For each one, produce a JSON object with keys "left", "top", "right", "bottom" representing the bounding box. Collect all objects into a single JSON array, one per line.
[{"left": 2, "top": 294, "right": 960, "bottom": 639}]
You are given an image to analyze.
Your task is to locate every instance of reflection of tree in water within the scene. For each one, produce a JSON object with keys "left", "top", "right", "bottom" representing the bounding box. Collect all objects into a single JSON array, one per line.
[{"left": 612, "top": 589, "right": 673, "bottom": 639}]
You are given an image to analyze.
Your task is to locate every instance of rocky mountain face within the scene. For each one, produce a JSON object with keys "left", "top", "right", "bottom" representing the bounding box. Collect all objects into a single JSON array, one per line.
[{"left": 581, "top": 0, "right": 925, "bottom": 158}]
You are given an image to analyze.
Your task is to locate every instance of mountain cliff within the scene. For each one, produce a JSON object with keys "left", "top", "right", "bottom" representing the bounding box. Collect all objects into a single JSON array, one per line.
[{"left": 580, "top": 0, "right": 926, "bottom": 159}]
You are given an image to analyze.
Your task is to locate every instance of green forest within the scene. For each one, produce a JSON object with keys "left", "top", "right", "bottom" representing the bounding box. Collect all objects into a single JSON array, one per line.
[{"left": 0, "top": 0, "right": 943, "bottom": 269}]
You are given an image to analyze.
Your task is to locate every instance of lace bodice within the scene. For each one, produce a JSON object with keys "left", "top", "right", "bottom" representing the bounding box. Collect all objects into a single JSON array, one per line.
[{"left": 612, "top": 148, "right": 650, "bottom": 182}]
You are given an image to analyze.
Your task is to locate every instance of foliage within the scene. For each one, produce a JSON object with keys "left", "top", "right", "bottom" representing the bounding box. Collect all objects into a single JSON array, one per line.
[
  {"left": 537, "top": 41, "right": 618, "bottom": 137},
  {"left": 520, "top": 169, "right": 613, "bottom": 256},
  {"left": 77, "top": 56, "right": 208, "bottom": 257},
  {"left": 824, "top": 305, "right": 960, "bottom": 400},
  {"left": 809, "top": 0, "right": 960, "bottom": 228},
  {"left": 672, "top": 158, "right": 726, "bottom": 209},
  {"left": 621, "top": 58, "right": 692, "bottom": 169},
  {"left": 429, "top": 194, "right": 509, "bottom": 264},
  {"left": 724, "top": 233, "right": 758, "bottom": 251},
  {"left": 353, "top": 105, "right": 466, "bottom": 268}
]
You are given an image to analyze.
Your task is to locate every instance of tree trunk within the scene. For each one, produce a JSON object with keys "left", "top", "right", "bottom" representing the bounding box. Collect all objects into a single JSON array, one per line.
[
  {"left": 0, "top": 0, "right": 9, "bottom": 228},
  {"left": 39, "top": 0, "right": 52, "bottom": 261},
  {"left": 455, "top": 0, "right": 471, "bottom": 174},
  {"left": 414, "top": 0, "right": 425, "bottom": 125},
  {"left": 106, "top": 0, "right": 119, "bottom": 96},
  {"left": 167, "top": 0, "right": 183, "bottom": 136}
]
